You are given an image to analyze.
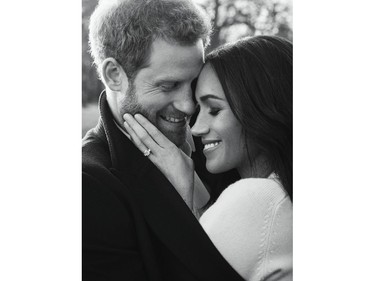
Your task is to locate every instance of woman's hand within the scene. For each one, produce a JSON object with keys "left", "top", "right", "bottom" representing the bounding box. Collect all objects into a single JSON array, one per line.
[{"left": 123, "top": 113, "right": 195, "bottom": 208}]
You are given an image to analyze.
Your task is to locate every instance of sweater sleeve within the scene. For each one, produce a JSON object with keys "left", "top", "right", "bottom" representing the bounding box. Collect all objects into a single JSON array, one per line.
[{"left": 199, "top": 178, "right": 292, "bottom": 281}]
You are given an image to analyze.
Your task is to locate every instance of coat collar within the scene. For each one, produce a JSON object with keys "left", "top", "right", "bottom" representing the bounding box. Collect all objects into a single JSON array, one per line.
[
  {"left": 96, "top": 91, "right": 244, "bottom": 281},
  {"left": 95, "top": 91, "right": 143, "bottom": 173}
]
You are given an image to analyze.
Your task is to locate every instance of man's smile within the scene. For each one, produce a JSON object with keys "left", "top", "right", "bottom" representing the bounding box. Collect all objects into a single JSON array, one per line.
[{"left": 160, "top": 115, "right": 187, "bottom": 123}]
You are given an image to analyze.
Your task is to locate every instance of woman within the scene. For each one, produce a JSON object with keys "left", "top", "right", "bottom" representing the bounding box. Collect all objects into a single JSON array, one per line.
[{"left": 124, "top": 35, "right": 292, "bottom": 281}]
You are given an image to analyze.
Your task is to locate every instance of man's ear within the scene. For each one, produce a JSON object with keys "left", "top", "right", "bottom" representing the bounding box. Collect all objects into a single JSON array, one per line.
[{"left": 101, "top": 58, "right": 128, "bottom": 92}]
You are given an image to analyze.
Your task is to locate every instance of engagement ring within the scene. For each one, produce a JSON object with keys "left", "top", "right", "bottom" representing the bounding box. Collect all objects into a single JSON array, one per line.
[{"left": 143, "top": 148, "right": 151, "bottom": 157}]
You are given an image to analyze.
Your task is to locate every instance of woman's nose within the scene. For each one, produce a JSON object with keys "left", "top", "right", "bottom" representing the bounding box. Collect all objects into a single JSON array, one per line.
[{"left": 191, "top": 112, "right": 209, "bottom": 137}]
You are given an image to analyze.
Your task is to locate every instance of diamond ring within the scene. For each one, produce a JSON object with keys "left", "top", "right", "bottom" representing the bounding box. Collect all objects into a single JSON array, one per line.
[{"left": 143, "top": 148, "right": 151, "bottom": 157}]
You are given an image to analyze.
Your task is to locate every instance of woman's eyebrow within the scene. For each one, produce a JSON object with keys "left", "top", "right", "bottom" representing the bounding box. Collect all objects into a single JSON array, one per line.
[{"left": 199, "top": 94, "right": 224, "bottom": 102}]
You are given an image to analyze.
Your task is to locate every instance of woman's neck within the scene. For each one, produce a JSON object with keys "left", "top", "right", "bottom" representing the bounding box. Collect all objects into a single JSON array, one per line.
[{"left": 237, "top": 156, "right": 272, "bottom": 179}]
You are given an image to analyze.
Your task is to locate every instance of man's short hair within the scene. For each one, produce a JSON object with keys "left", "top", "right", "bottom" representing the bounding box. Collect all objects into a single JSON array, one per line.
[{"left": 89, "top": 0, "right": 212, "bottom": 81}]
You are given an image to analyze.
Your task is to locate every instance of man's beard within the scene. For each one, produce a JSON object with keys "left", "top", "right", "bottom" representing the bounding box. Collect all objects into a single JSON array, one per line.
[{"left": 120, "top": 83, "right": 187, "bottom": 147}]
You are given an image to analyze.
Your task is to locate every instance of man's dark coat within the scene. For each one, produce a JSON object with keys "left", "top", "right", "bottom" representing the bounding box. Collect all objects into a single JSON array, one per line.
[{"left": 82, "top": 92, "right": 244, "bottom": 281}]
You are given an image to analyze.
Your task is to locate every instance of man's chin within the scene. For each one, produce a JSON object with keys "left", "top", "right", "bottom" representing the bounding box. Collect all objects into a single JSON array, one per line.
[{"left": 155, "top": 119, "right": 188, "bottom": 147}]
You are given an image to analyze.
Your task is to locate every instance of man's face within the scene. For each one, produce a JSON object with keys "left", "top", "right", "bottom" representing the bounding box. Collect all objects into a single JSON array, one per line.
[{"left": 119, "top": 38, "right": 204, "bottom": 147}]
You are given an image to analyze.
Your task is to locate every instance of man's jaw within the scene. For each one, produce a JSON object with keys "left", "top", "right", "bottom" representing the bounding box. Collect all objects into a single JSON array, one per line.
[{"left": 157, "top": 115, "right": 188, "bottom": 147}]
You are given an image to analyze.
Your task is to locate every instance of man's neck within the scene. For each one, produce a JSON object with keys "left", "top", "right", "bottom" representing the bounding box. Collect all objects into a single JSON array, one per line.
[{"left": 106, "top": 90, "right": 124, "bottom": 128}]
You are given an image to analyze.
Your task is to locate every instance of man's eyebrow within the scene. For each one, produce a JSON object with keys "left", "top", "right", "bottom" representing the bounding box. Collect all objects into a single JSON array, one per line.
[{"left": 199, "top": 94, "right": 224, "bottom": 102}]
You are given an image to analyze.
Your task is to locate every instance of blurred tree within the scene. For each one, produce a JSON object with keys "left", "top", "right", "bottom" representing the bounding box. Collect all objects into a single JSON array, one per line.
[
  {"left": 196, "top": 0, "right": 293, "bottom": 52},
  {"left": 82, "top": 0, "right": 103, "bottom": 106}
]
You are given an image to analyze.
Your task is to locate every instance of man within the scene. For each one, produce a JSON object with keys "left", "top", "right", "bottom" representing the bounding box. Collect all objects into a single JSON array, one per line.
[{"left": 82, "top": 0, "right": 243, "bottom": 280}]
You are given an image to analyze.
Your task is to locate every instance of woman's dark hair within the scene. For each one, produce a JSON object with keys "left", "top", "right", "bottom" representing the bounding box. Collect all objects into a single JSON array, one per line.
[{"left": 205, "top": 35, "right": 293, "bottom": 201}]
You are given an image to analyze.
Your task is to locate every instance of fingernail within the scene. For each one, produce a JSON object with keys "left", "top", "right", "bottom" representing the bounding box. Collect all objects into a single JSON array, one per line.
[{"left": 123, "top": 113, "right": 131, "bottom": 119}]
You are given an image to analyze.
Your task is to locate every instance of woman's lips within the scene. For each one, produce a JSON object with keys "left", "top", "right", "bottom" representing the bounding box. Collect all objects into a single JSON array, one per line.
[{"left": 203, "top": 141, "right": 222, "bottom": 152}]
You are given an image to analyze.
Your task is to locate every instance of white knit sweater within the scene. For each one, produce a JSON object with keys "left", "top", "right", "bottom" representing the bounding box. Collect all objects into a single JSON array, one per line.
[{"left": 199, "top": 175, "right": 292, "bottom": 281}]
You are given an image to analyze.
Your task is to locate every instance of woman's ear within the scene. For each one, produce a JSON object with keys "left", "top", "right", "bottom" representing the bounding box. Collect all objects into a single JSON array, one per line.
[{"left": 101, "top": 58, "right": 128, "bottom": 92}]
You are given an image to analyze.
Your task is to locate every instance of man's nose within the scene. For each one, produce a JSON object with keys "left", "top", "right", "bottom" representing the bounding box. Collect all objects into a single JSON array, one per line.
[
  {"left": 191, "top": 112, "right": 209, "bottom": 137},
  {"left": 173, "top": 86, "right": 196, "bottom": 116}
]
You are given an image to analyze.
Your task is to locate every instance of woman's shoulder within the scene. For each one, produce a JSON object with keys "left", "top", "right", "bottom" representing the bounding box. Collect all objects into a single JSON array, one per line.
[
  {"left": 200, "top": 174, "right": 291, "bottom": 226},
  {"left": 217, "top": 174, "right": 288, "bottom": 207}
]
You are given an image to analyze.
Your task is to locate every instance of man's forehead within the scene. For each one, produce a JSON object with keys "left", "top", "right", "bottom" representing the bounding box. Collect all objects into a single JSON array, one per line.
[
  {"left": 149, "top": 39, "right": 204, "bottom": 64},
  {"left": 139, "top": 40, "right": 204, "bottom": 81}
]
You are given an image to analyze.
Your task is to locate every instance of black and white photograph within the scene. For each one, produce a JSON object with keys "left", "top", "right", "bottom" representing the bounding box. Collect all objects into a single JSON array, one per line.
[
  {"left": 1, "top": 0, "right": 375, "bottom": 280},
  {"left": 82, "top": 0, "right": 292, "bottom": 280}
]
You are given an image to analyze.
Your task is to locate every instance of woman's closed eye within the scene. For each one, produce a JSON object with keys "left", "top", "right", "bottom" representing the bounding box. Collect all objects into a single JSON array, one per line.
[{"left": 209, "top": 107, "right": 221, "bottom": 116}]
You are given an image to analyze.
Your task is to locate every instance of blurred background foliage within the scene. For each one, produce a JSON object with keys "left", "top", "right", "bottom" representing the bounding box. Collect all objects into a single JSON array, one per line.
[{"left": 82, "top": 0, "right": 292, "bottom": 136}]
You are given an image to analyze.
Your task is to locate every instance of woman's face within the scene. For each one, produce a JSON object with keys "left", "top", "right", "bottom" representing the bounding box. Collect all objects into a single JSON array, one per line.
[{"left": 191, "top": 64, "right": 248, "bottom": 174}]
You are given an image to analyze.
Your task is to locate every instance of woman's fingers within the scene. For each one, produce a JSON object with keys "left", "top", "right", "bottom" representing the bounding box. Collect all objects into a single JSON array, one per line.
[
  {"left": 134, "top": 114, "right": 173, "bottom": 148},
  {"left": 123, "top": 120, "right": 151, "bottom": 156},
  {"left": 123, "top": 113, "right": 160, "bottom": 153}
]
